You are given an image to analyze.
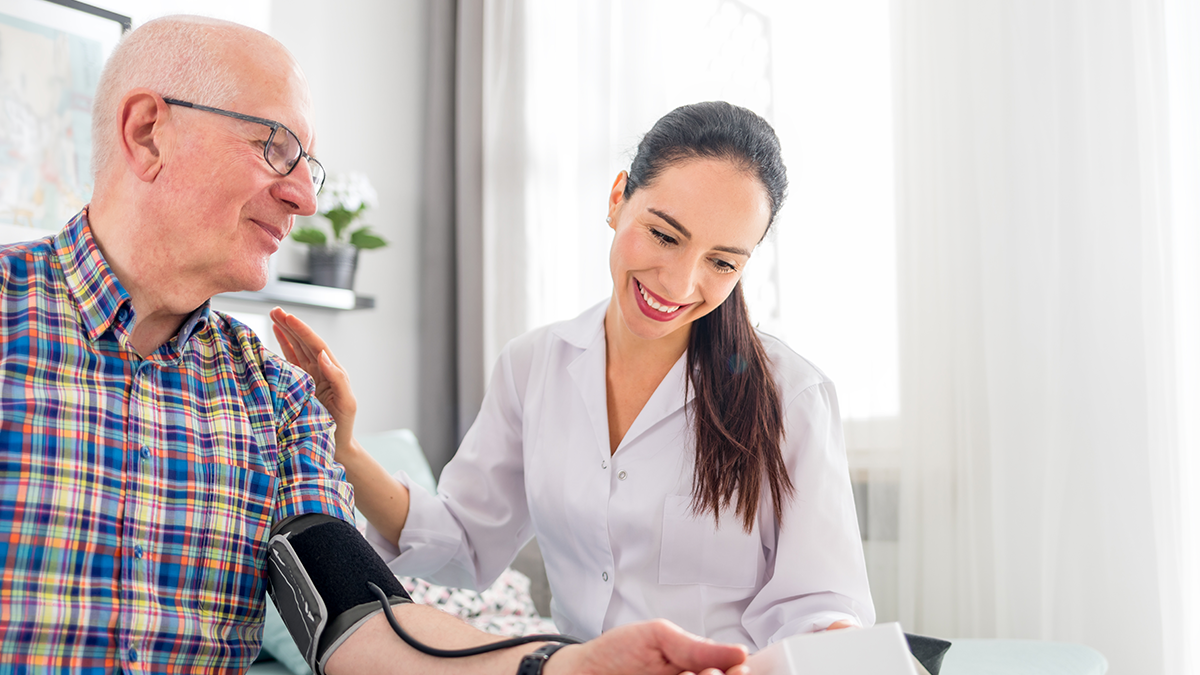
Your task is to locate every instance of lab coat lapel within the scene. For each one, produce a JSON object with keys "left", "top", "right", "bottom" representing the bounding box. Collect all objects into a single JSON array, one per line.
[
  {"left": 557, "top": 301, "right": 696, "bottom": 457},
  {"left": 614, "top": 352, "right": 694, "bottom": 454},
  {"left": 562, "top": 305, "right": 612, "bottom": 458}
]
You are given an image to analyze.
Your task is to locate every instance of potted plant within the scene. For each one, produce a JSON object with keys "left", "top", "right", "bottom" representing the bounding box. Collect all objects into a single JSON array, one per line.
[{"left": 291, "top": 172, "right": 387, "bottom": 289}]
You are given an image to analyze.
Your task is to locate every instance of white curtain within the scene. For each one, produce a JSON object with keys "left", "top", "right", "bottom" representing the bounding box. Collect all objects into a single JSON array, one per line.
[
  {"left": 894, "top": 2, "right": 1200, "bottom": 674},
  {"left": 481, "top": 0, "right": 789, "bottom": 369},
  {"left": 1165, "top": 0, "right": 1200, "bottom": 671},
  {"left": 480, "top": 0, "right": 899, "bottom": 414}
]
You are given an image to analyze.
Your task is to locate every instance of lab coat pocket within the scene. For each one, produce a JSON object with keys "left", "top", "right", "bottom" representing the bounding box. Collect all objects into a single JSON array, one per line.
[{"left": 658, "top": 494, "right": 758, "bottom": 588}]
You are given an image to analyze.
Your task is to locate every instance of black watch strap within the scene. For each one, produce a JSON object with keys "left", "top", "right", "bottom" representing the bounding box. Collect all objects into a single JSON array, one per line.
[{"left": 516, "top": 642, "right": 568, "bottom": 675}]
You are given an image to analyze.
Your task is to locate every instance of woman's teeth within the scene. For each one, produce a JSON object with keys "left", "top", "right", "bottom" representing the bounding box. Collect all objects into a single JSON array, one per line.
[{"left": 639, "top": 281, "right": 681, "bottom": 313}]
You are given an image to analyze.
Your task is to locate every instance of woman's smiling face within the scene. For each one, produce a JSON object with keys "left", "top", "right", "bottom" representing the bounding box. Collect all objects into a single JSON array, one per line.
[{"left": 606, "top": 157, "right": 772, "bottom": 345}]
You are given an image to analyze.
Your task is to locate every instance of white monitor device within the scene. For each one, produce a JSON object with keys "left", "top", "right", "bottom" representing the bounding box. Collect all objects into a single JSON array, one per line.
[{"left": 745, "top": 622, "right": 919, "bottom": 675}]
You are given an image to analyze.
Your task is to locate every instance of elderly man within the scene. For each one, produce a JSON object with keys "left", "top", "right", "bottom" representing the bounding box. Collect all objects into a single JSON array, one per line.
[{"left": 0, "top": 15, "right": 750, "bottom": 675}]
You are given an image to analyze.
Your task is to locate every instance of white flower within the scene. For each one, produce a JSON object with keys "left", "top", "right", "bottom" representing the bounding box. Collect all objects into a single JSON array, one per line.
[{"left": 318, "top": 172, "right": 378, "bottom": 214}]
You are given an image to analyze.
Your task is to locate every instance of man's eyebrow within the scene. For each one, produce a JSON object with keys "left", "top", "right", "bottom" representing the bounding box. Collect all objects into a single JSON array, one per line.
[{"left": 647, "top": 207, "right": 752, "bottom": 257}]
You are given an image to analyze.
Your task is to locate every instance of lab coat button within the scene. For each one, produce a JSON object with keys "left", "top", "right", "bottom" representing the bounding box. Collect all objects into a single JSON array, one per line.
[
  {"left": 618, "top": 470, "right": 627, "bottom": 480},
  {"left": 601, "top": 460, "right": 607, "bottom": 469},
  {"left": 602, "top": 571, "right": 609, "bottom": 582}
]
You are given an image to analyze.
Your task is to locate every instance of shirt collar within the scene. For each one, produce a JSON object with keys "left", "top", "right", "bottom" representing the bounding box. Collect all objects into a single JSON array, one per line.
[
  {"left": 55, "top": 208, "right": 211, "bottom": 349},
  {"left": 177, "top": 303, "right": 212, "bottom": 346},
  {"left": 56, "top": 208, "right": 132, "bottom": 342}
]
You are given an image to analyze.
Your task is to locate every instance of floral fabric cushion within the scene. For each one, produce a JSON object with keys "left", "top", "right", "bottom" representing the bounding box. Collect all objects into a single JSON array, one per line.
[{"left": 401, "top": 568, "right": 558, "bottom": 636}]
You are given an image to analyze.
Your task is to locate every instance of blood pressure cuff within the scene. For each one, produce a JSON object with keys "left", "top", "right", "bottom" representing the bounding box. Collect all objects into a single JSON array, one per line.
[{"left": 266, "top": 513, "right": 412, "bottom": 674}]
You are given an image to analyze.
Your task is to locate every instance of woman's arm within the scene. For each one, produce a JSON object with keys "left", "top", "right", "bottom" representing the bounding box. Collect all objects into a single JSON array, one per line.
[
  {"left": 271, "top": 307, "right": 410, "bottom": 542},
  {"left": 742, "top": 378, "right": 875, "bottom": 643}
]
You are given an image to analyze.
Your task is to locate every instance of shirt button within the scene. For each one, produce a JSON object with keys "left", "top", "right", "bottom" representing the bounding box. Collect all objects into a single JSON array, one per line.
[
  {"left": 618, "top": 470, "right": 627, "bottom": 481},
  {"left": 602, "top": 571, "right": 609, "bottom": 582},
  {"left": 128, "top": 647, "right": 139, "bottom": 662},
  {"left": 600, "top": 460, "right": 607, "bottom": 469},
  {"left": 134, "top": 544, "right": 144, "bottom": 559},
  {"left": 140, "top": 446, "right": 151, "bottom": 461}
]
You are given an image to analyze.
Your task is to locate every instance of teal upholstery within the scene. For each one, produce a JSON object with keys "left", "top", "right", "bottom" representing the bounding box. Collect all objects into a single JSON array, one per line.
[
  {"left": 246, "top": 662, "right": 295, "bottom": 675},
  {"left": 357, "top": 429, "right": 436, "bottom": 493},
  {"left": 940, "top": 639, "right": 1108, "bottom": 675},
  {"left": 256, "top": 600, "right": 310, "bottom": 675},
  {"left": 251, "top": 429, "right": 435, "bottom": 675}
]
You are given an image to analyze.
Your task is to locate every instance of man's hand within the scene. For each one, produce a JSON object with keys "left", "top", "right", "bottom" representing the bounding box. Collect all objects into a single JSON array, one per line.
[{"left": 545, "top": 620, "right": 750, "bottom": 675}]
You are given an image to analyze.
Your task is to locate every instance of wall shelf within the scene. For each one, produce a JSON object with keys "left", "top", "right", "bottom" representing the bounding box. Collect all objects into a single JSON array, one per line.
[{"left": 219, "top": 279, "right": 375, "bottom": 310}]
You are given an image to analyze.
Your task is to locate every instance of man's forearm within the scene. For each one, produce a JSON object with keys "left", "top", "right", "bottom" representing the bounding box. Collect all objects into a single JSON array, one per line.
[
  {"left": 324, "top": 604, "right": 751, "bottom": 675},
  {"left": 323, "top": 605, "right": 547, "bottom": 675}
]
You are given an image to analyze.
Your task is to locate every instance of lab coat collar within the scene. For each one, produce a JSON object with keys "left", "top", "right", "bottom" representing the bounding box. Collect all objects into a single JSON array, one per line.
[
  {"left": 558, "top": 299, "right": 695, "bottom": 455},
  {"left": 551, "top": 299, "right": 609, "bottom": 348}
]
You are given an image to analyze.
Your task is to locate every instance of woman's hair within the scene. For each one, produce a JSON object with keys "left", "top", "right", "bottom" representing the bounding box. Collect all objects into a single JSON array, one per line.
[{"left": 624, "top": 101, "right": 791, "bottom": 533}]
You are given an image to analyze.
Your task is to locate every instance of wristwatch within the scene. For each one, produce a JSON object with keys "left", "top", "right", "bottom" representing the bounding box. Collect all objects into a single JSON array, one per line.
[{"left": 516, "top": 642, "right": 568, "bottom": 675}]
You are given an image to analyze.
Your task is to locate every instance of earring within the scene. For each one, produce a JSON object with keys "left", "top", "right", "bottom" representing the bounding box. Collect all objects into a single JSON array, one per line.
[{"left": 606, "top": 216, "right": 612, "bottom": 223}]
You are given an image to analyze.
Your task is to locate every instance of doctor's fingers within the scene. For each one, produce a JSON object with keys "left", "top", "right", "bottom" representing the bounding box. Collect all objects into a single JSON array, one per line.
[
  {"left": 269, "top": 316, "right": 356, "bottom": 424},
  {"left": 315, "top": 350, "right": 359, "bottom": 414},
  {"left": 270, "top": 308, "right": 321, "bottom": 363},
  {"left": 270, "top": 308, "right": 346, "bottom": 372},
  {"left": 270, "top": 309, "right": 318, "bottom": 370},
  {"left": 272, "top": 323, "right": 323, "bottom": 385},
  {"left": 272, "top": 323, "right": 303, "bottom": 366}
]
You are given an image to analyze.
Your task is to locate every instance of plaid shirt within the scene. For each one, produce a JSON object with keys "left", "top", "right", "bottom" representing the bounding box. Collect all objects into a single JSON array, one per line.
[{"left": 0, "top": 210, "right": 355, "bottom": 673}]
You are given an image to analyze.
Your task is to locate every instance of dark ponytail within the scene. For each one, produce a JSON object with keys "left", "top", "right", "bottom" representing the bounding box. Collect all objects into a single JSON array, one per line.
[{"left": 625, "top": 101, "right": 792, "bottom": 532}]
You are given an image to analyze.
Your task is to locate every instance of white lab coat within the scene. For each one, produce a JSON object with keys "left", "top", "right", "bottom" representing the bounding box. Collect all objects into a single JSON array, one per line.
[{"left": 366, "top": 301, "right": 874, "bottom": 649}]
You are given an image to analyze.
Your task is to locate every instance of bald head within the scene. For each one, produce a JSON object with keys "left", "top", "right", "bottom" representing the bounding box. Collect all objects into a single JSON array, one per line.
[{"left": 91, "top": 15, "right": 302, "bottom": 185}]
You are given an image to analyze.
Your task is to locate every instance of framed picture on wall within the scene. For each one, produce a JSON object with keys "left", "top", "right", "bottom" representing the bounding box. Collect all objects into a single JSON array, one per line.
[{"left": 0, "top": 0, "right": 130, "bottom": 245}]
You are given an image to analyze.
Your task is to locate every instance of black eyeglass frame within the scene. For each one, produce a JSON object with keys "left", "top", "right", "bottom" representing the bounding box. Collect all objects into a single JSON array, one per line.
[{"left": 162, "top": 97, "right": 325, "bottom": 194}]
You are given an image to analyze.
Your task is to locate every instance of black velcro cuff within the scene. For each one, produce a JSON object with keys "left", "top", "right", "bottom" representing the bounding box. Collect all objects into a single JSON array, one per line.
[
  {"left": 280, "top": 515, "right": 412, "bottom": 616},
  {"left": 270, "top": 514, "right": 412, "bottom": 671}
]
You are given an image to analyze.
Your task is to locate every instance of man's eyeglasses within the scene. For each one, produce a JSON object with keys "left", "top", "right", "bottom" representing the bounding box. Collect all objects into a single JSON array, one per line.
[{"left": 163, "top": 97, "right": 325, "bottom": 195}]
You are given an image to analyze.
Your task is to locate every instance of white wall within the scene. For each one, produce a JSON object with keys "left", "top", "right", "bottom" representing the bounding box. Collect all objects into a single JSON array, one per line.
[
  {"left": 218, "top": 0, "right": 428, "bottom": 439},
  {"left": 93, "top": 0, "right": 271, "bottom": 32}
]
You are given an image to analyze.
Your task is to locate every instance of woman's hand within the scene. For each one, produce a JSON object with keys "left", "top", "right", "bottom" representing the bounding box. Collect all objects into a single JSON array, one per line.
[
  {"left": 270, "top": 307, "right": 412, "bottom": 542},
  {"left": 270, "top": 307, "right": 358, "bottom": 455}
]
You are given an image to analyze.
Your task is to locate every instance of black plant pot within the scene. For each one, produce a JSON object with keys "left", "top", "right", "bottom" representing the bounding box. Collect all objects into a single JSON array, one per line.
[{"left": 308, "top": 245, "right": 359, "bottom": 289}]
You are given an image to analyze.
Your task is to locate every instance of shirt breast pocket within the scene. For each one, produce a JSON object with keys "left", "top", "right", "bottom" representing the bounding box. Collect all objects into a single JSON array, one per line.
[
  {"left": 192, "top": 462, "right": 278, "bottom": 616},
  {"left": 658, "top": 494, "right": 760, "bottom": 588}
]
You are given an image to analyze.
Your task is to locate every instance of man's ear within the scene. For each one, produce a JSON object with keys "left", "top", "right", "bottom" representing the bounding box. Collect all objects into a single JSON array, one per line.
[{"left": 118, "top": 89, "right": 172, "bottom": 182}]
